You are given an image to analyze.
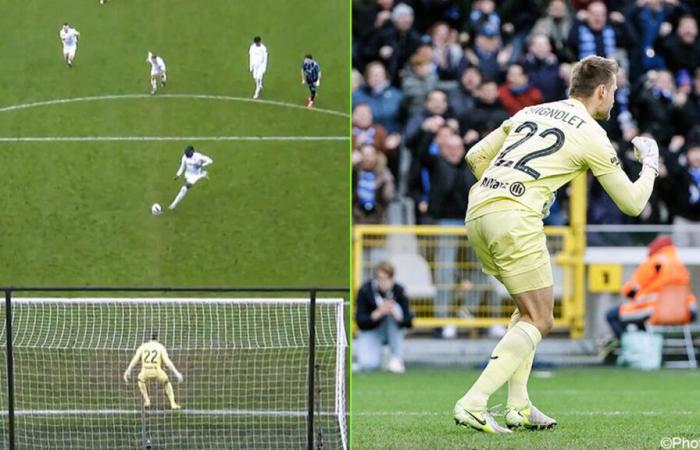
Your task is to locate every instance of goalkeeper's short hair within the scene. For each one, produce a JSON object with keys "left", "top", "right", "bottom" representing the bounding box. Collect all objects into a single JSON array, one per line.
[{"left": 569, "top": 56, "right": 618, "bottom": 98}]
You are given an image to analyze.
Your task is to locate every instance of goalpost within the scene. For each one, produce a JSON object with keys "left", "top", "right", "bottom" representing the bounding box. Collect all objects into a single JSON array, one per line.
[{"left": 0, "top": 296, "right": 347, "bottom": 450}]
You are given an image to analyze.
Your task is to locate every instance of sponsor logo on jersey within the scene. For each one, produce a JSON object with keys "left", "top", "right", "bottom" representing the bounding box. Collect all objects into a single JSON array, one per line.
[
  {"left": 510, "top": 182, "right": 526, "bottom": 197},
  {"left": 481, "top": 177, "right": 527, "bottom": 197}
]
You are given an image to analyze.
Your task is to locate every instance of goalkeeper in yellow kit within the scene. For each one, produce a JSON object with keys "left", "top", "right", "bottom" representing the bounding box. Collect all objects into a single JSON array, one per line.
[
  {"left": 454, "top": 56, "right": 659, "bottom": 433},
  {"left": 123, "top": 331, "right": 183, "bottom": 410}
]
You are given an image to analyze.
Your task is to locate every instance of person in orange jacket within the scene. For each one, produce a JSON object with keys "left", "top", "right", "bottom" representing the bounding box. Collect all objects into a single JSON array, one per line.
[{"left": 606, "top": 235, "right": 698, "bottom": 339}]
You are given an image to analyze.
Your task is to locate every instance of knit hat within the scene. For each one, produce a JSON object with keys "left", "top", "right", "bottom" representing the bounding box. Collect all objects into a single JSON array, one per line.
[{"left": 648, "top": 235, "right": 673, "bottom": 256}]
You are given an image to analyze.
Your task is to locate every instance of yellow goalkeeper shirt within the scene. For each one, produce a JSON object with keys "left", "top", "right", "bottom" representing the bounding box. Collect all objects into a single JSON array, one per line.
[
  {"left": 131, "top": 340, "right": 174, "bottom": 372},
  {"left": 465, "top": 97, "right": 656, "bottom": 221}
]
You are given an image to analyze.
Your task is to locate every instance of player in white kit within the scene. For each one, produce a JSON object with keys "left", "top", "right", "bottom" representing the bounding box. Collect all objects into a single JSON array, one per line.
[
  {"left": 169, "top": 146, "right": 213, "bottom": 210},
  {"left": 147, "top": 52, "right": 167, "bottom": 95},
  {"left": 59, "top": 23, "right": 80, "bottom": 67},
  {"left": 249, "top": 36, "right": 268, "bottom": 99}
]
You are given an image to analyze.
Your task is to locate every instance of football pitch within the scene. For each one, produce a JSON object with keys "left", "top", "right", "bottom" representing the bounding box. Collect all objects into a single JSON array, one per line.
[
  {"left": 0, "top": 0, "right": 349, "bottom": 288},
  {"left": 352, "top": 366, "right": 700, "bottom": 449}
]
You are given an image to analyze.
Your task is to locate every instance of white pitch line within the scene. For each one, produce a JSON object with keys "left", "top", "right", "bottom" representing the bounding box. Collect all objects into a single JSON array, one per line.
[
  {"left": 353, "top": 411, "right": 696, "bottom": 417},
  {"left": 13, "top": 297, "right": 344, "bottom": 305},
  {"left": 0, "top": 136, "right": 348, "bottom": 142},
  {"left": 1, "top": 409, "right": 337, "bottom": 417},
  {"left": 0, "top": 93, "right": 349, "bottom": 118}
]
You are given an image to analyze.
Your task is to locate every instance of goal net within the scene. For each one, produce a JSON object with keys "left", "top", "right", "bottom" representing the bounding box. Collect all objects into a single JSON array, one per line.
[{"left": 0, "top": 297, "right": 347, "bottom": 449}]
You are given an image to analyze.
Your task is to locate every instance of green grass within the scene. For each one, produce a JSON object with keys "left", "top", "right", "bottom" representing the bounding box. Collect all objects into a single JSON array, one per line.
[
  {"left": 0, "top": 0, "right": 349, "bottom": 288},
  {"left": 352, "top": 367, "right": 700, "bottom": 449}
]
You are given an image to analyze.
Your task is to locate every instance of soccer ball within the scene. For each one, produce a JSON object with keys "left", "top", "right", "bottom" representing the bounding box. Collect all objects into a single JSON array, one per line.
[{"left": 151, "top": 203, "right": 162, "bottom": 215}]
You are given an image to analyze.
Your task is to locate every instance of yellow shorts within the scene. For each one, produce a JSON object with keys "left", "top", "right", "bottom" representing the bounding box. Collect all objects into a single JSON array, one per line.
[
  {"left": 138, "top": 368, "right": 169, "bottom": 384},
  {"left": 466, "top": 209, "right": 553, "bottom": 294}
]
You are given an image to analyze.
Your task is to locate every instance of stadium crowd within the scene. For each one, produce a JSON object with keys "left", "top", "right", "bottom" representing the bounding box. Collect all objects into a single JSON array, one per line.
[{"left": 352, "top": 0, "right": 700, "bottom": 229}]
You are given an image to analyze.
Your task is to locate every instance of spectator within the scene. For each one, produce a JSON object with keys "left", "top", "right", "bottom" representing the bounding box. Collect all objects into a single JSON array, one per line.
[
  {"left": 466, "top": 0, "right": 500, "bottom": 38},
  {"left": 406, "top": 123, "right": 455, "bottom": 221},
  {"left": 567, "top": 1, "right": 622, "bottom": 61},
  {"left": 530, "top": 0, "right": 575, "bottom": 62},
  {"left": 362, "top": 3, "right": 423, "bottom": 83},
  {"left": 409, "top": 0, "right": 465, "bottom": 33},
  {"left": 404, "top": 89, "right": 459, "bottom": 150},
  {"left": 352, "top": 144, "right": 396, "bottom": 225},
  {"left": 461, "top": 79, "right": 509, "bottom": 145},
  {"left": 353, "top": 61, "right": 403, "bottom": 133},
  {"left": 401, "top": 46, "right": 440, "bottom": 117},
  {"left": 352, "top": 103, "right": 401, "bottom": 169},
  {"left": 677, "top": 68, "right": 700, "bottom": 131},
  {"left": 656, "top": 14, "right": 700, "bottom": 76},
  {"left": 631, "top": 69, "right": 683, "bottom": 146},
  {"left": 463, "top": 24, "right": 512, "bottom": 82},
  {"left": 410, "top": 133, "right": 476, "bottom": 321},
  {"left": 410, "top": 133, "right": 475, "bottom": 224},
  {"left": 599, "top": 66, "right": 638, "bottom": 144},
  {"left": 626, "top": 0, "right": 674, "bottom": 73},
  {"left": 613, "top": 66, "right": 638, "bottom": 142},
  {"left": 497, "top": 63, "right": 544, "bottom": 115},
  {"left": 429, "top": 21, "right": 463, "bottom": 81},
  {"left": 660, "top": 142, "right": 700, "bottom": 246},
  {"left": 354, "top": 261, "right": 413, "bottom": 373},
  {"left": 522, "top": 34, "right": 567, "bottom": 102},
  {"left": 353, "top": 0, "right": 395, "bottom": 48},
  {"left": 606, "top": 236, "right": 697, "bottom": 340},
  {"left": 447, "top": 66, "right": 481, "bottom": 119},
  {"left": 352, "top": 68, "right": 365, "bottom": 94},
  {"left": 497, "top": 0, "right": 541, "bottom": 63}
]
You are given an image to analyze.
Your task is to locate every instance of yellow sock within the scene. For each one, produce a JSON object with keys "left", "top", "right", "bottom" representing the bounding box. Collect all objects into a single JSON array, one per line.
[
  {"left": 137, "top": 382, "right": 150, "bottom": 405},
  {"left": 507, "top": 349, "right": 535, "bottom": 409},
  {"left": 507, "top": 309, "right": 521, "bottom": 330},
  {"left": 459, "top": 321, "right": 541, "bottom": 411},
  {"left": 505, "top": 309, "right": 536, "bottom": 410},
  {"left": 165, "top": 382, "right": 177, "bottom": 407}
]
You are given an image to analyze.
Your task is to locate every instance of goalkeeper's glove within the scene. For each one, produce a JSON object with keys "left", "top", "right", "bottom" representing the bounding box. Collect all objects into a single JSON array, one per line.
[
  {"left": 632, "top": 136, "right": 659, "bottom": 176},
  {"left": 175, "top": 372, "right": 183, "bottom": 383},
  {"left": 173, "top": 175, "right": 180, "bottom": 181},
  {"left": 123, "top": 372, "right": 129, "bottom": 383}
]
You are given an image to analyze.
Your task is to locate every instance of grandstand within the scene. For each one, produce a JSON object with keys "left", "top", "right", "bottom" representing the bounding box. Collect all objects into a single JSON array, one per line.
[{"left": 352, "top": 0, "right": 700, "bottom": 448}]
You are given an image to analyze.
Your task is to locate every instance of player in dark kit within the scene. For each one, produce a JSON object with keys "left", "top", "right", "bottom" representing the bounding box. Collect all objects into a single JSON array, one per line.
[{"left": 301, "top": 54, "right": 321, "bottom": 108}]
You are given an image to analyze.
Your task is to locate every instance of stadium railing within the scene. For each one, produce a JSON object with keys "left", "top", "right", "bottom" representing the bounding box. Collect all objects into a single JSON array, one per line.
[
  {"left": 353, "top": 224, "right": 585, "bottom": 337},
  {"left": 0, "top": 286, "right": 349, "bottom": 450}
]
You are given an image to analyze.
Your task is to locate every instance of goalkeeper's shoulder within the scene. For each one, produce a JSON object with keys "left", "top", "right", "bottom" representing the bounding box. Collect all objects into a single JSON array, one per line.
[{"left": 568, "top": 118, "right": 613, "bottom": 158}]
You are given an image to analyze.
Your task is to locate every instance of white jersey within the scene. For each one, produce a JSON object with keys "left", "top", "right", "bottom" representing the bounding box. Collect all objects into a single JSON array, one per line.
[
  {"left": 176, "top": 152, "right": 213, "bottom": 183},
  {"left": 147, "top": 53, "right": 166, "bottom": 74},
  {"left": 249, "top": 43, "right": 268, "bottom": 72},
  {"left": 60, "top": 27, "right": 79, "bottom": 47}
]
